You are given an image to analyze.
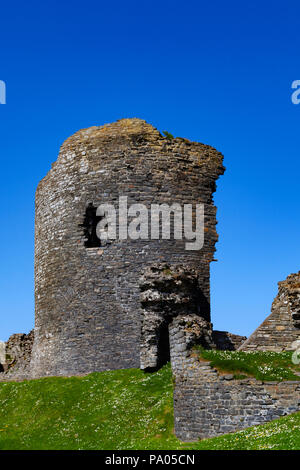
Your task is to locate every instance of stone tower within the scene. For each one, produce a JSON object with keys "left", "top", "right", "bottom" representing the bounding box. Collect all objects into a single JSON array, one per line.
[{"left": 30, "top": 119, "right": 224, "bottom": 378}]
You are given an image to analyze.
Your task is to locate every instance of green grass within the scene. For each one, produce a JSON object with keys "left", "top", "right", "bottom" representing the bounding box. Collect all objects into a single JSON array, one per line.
[
  {"left": 162, "top": 130, "right": 174, "bottom": 140},
  {"left": 195, "top": 348, "right": 300, "bottom": 381},
  {"left": 0, "top": 364, "right": 181, "bottom": 450},
  {"left": 195, "top": 412, "right": 300, "bottom": 450},
  {"left": 0, "top": 360, "right": 300, "bottom": 450}
]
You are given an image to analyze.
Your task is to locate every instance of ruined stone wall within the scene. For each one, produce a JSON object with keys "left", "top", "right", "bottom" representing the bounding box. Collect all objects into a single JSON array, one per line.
[
  {"left": 241, "top": 272, "right": 300, "bottom": 352},
  {"left": 31, "top": 118, "right": 224, "bottom": 378},
  {"left": 212, "top": 330, "right": 247, "bottom": 351},
  {"left": 0, "top": 331, "right": 34, "bottom": 380},
  {"left": 171, "top": 352, "right": 300, "bottom": 441},
  {"left": 139, "top": 264, "right": 215, "bottom": 370}
]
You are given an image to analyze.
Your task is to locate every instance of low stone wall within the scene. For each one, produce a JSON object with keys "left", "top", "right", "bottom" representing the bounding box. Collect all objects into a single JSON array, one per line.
[
  {"left": 0, "top": 331, "right": 34, "bottom": 381},
  {"left": 212, "top": 331, "right": 247, "bottom": 351},
  {"left": 172, "top": 355, "right": 300, "bottom": 441}
]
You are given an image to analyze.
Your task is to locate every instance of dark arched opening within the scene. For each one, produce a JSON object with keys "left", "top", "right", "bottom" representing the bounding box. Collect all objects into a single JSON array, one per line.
[
  {"left": 144, "top": 322, "right": 171, "bottom": 373},
  {"left": 157, "top": 322, "right": 171, "bottom": 368},
  {"left": 79, "top": 203, "right": 103, "bottom": 248}
]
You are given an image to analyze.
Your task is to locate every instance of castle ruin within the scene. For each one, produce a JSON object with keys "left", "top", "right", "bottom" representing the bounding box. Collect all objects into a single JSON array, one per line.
[
  {"left": 0, "top": 118, "right": 299, "bottom": 440},
  {"left": 31, "top": 118, "right": 225, "bottom": 378}
]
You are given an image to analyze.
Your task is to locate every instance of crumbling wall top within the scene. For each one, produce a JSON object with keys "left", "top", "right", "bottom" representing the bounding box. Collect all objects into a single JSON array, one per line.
[
  {"left": 278, "top": 271, "right": 300, "bottom": 292},
  {"left": 36, "top": 117, "right": 225, "bottom": 198}
]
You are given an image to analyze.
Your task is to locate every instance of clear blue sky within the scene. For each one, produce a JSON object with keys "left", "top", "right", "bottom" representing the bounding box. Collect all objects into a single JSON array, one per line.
[{"left": 0, "top": 0, "right": 299, "bottom": 341}]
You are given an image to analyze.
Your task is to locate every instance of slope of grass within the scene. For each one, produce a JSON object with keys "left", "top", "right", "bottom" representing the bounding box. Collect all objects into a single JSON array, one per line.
[
  {"left": 0, "top": 364, "right": 180, "bottom": 450},
  {"left": 0, "top": 360, "right": 300, "bottom": 450},
  {"left": 194, "top": 348, "right": 300, "bottom": 381},
  {"left": 195, "top": 413, "right": 300, "bottom": 450}
]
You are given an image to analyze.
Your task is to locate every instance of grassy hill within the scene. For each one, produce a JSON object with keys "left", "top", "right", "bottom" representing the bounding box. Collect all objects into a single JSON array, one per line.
[{"left": 0, "top": 360, "right": 300, "bottom": 450}]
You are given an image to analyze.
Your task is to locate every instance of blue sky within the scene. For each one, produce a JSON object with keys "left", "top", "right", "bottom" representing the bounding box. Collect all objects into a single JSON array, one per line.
[{"left": 0, "top": 0, "right": 299, "bottom": 341}]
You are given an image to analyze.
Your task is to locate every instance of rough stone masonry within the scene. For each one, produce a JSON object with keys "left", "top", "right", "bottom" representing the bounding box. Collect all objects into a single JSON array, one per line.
[
  {"left": 30, "top": 118, "right": 225, "bottom": 378},
  {"left": 172, "top": 353, "right": 300, "bottom": 440},
  {"left": 240, "top": 271, "right": 300, "bottom": 351}
]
